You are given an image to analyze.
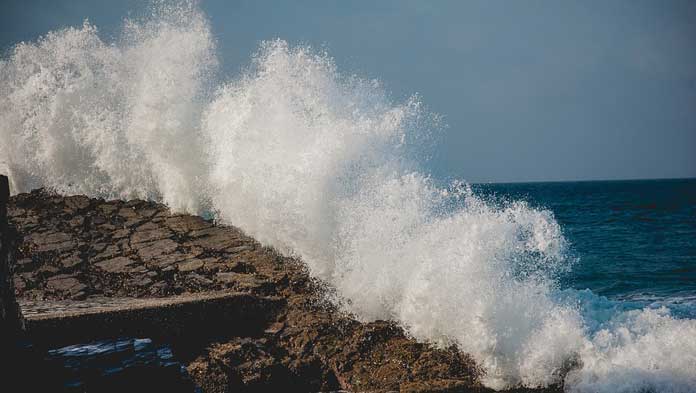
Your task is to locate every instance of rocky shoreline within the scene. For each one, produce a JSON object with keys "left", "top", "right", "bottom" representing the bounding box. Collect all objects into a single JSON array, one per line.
[{"left": 7, "top": 189, "right": 561, "bottom": 392}]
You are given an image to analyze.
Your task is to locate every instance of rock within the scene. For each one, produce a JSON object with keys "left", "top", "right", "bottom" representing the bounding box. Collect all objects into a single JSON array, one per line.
[
  {"left": 190, "top": 231, "right": 245, "bottom": 251},
  {"left": 137, "top": 208, "right": 159, "bottom": 218},
  {"left": 129, "top": 276, "right": 153, "bottom": 287},
  {"left": 13, "top": 276, "right": 26, "bottom": 293},
  {"left": 92, "top": 244, "right": 120, "bottom": 262},
  {"left": 27, "top": 231, "right": 76, "bottom": 253},
  {"left": 46, "top": 274, "right": 86, "bottom": 295},
  {"left": 64, "top": 195, "right": 90, "bottom": 210},
  {"left": 177, "top": 259, "right": 205, "bottom": 273},
  {"left": 118, "top": 207, "right": 138, "bottom": 218},
  {"left": 129, "top": 265, "right": 149, "bottom": 274},
  {"left": 264, "top": 322, "right": 285, "bottom": 336},
  {"left": 148, "top": 252, "right": 190, "bottom": 269},
  {"left": 131, "top": 227, "right": 172, "bottom": 244},
  {"left": 69, "top": 216, "right": 85, "bottom": 228},
  {"left": 60, "top": 254, "right": 82, "bottom": 269},
  {"left": 136, "top": 238, "right": 179, "bottom": 260},
  {"left": 215, "top": 272, "right": 267, "bottom": 291},
  {"left": 91, "top": 215, "right": 107, "bottom": 226},
  {"left": 166, "top": 215, "right": 212, "bottom": 233},
  {"left": 98, "top": 204, "right": 118, "bottom": 215},
  {"left": 112, "top": 228, "right": 130, "bottom": 239},
  {"left": 95, "top": 257, "right": 137, "bottom": 273},
  {"left": 186, "top": 272, "right": 213, "bottom": 286},
  {"left": 227, "top": 245, "right": 254, "bottom": 254},
  {"left": 223, "top": 260, "right": 256, "bottom": 274}
]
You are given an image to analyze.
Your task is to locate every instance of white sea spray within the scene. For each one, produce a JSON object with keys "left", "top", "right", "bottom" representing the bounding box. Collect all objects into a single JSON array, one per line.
[{"left": 1, "top": 2, "right": 695, "bottom": 391}]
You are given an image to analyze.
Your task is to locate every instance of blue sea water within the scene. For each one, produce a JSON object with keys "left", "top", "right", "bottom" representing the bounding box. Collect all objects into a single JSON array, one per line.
[{"left": 475, "top": 178, "right": 696, "bottom": 318}]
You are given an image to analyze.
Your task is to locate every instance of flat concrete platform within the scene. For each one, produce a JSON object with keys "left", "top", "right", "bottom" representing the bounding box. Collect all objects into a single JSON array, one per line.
[{"left": 20, "top": 291, "right": 284, "bottom": 348}]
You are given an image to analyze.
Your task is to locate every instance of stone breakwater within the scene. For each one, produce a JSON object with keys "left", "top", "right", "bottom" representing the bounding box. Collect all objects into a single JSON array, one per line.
[{"left": 8, "top": 189, "right": 560, "bottom": 393}]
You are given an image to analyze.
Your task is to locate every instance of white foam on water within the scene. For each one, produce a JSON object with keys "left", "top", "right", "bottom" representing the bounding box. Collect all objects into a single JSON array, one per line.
[{"left": 1, "top": 3, "right": 695, "bottom": 391}]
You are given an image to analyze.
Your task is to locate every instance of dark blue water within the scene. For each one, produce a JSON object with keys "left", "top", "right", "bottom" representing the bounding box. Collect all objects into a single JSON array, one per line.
[
  {"left": 42, "top": 338, "right": 198, "bottom": 393},
  {"left": 474, "top": 178, "right": 696, "bottom": 317}
]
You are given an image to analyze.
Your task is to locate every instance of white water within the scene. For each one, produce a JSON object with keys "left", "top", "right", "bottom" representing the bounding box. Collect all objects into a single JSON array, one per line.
[{"left": 1, "top": 3, "right": 695, "bottom": 391}]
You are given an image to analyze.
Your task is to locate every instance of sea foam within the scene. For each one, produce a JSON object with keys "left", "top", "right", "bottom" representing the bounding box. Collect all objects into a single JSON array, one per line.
[{"left": 1, "top": 3, "right": 695, "bottom": 391}]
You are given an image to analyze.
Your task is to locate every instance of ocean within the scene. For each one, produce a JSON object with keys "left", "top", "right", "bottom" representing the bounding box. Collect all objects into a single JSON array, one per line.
[
  {"left": 1, "top": 2, "right": 695, "bottom": 391},
  {"left": 476, "top": 178, "right": 696, "bottom": 319}
]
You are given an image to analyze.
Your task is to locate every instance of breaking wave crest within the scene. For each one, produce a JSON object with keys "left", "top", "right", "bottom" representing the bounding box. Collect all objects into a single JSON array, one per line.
[{"left": 1, "top": 3, "right": 695, "bottom": 391}]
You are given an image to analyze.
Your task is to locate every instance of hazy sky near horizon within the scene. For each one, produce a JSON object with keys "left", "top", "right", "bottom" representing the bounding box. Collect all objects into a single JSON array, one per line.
[{"left": 1, "top": 0, "right": 695, "bottom": 183}]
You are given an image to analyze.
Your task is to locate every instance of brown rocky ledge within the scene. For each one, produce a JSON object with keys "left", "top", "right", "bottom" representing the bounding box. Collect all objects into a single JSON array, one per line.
[{"left": 8, "top": 189, "right": 561, "bottom": 393}]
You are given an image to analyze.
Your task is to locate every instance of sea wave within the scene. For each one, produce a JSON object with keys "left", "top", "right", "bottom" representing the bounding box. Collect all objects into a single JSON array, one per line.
[{"left": 1, "top": 2, "right": 694, "bottom": 391}]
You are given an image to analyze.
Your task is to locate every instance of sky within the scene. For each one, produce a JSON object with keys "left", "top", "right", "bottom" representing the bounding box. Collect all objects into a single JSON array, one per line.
[{"left": 1, "top": 0, "right": 695, "bottom": 183}]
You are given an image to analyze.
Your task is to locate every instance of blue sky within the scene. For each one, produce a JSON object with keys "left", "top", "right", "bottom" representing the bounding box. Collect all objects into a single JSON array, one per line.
[{"left": 2, "top": 0, "right": 695, "bottom": 182}]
